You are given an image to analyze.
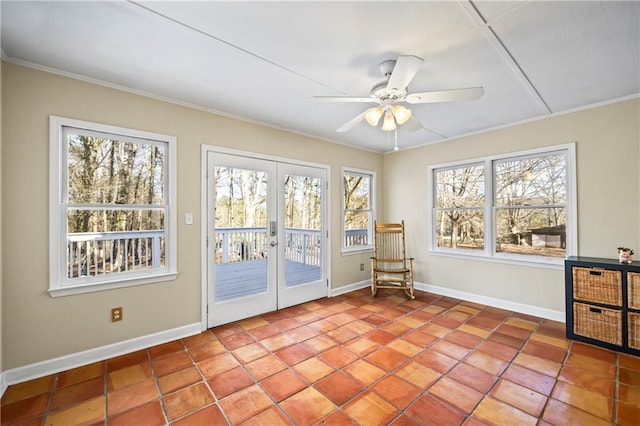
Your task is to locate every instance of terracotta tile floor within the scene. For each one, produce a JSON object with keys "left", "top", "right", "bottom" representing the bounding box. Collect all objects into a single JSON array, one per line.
[{"left": 2, "top": 289, "right": 640, "bottom": 425}]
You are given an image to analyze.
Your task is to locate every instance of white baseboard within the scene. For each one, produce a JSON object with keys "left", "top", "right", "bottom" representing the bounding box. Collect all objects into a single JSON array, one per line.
[
  {"left": 330, "top": 280, "right": 370, "bottom": 297},
  {"left": 331, "top": 279, "right": 564, "bottom": 322},
  {"left": 414, "top": 282, "right": 565, "bottom": 322},
  {"left": 0, "top": 371, "right": 7, "bottom": 398},
  {"left": 2, "top": 322, "right": 202, "bottom": 390}
]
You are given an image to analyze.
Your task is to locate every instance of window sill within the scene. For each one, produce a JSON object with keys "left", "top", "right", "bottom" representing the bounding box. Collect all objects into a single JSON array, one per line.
[
  {"left": 428, "top": 250, "right": 564, "bottom": 270},
  {"left": 48, "top": 272, "right": 179, "bottom": 297},
  {"left": 341, "top": 247, "right": 373, "bottom": 256}
]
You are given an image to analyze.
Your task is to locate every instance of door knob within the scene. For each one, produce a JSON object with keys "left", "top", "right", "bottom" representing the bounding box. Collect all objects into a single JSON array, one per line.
[{"left": 270, "top": 241, "right": 278, "bottom": 247}]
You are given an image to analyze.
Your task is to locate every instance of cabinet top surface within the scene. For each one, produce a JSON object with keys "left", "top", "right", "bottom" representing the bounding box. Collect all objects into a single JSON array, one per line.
[{"left": 566, "top": 256, "right": 640, "bottom": 269}]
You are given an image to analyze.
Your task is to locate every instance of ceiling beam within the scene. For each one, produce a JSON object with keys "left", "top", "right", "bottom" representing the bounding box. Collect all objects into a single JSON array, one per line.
[{"left": 460, "top": 0, "right": 552, "bottom": 114}]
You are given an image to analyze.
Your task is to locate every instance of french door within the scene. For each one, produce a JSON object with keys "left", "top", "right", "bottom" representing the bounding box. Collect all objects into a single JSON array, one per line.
[{"left": 206, "top": 151, "right": 328, "bottom": 327}]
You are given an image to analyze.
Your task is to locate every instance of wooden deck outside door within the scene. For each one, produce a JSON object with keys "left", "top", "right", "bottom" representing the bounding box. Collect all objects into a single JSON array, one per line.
[{"left": 206, "top": 152, "right": 328, "bottom": 327}]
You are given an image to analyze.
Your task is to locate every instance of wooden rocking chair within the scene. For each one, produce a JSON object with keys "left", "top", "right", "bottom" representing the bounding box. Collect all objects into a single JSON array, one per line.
[{"left": 370, "top": 220, "right": 415, "bottom": 299}]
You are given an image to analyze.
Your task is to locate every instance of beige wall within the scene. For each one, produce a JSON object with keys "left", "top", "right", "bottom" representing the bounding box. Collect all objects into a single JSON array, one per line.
[
  {"left": 383, "top": 98, "right": 640, "bottom": 313},
  {"left": 1, "top": 62, "right": 380, "bottom": 369}
]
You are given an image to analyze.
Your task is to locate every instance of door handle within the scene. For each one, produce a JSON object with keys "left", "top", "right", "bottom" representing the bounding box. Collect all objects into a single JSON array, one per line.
[{"left": 270, "top": 241, "right": 278, "bottom": 247}]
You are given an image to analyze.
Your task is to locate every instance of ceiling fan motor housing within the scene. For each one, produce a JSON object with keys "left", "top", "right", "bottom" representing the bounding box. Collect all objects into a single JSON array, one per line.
[
  {"left": 370, "top": 81, "right": 407, "bottom": 103},
  {"left": 379, "top": 59, "right": 396, "bottom": 77},
  {"left": 371, "top": 59, "right": 408, "bottom": 102}
]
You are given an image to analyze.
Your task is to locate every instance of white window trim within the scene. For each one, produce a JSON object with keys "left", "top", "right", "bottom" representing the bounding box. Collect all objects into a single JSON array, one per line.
[
  {"left": 427, "top": 143, "right": 577, "bottom": 269},
  {"left": 49, "top": 116, "right": 178, "bottom": 297},
  {"left": 341, "top": 167, "right": 376, "bottom": 254}
]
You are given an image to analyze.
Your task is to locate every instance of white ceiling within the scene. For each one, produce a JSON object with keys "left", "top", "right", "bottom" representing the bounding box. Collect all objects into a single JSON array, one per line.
[{"left": 2, "top": 1, "right": 639, "bottom": 153}]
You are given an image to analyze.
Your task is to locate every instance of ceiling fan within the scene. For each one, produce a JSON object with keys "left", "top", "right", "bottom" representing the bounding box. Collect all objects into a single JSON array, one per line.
[{"left": 312, "top": 55, "right": 484, "bottom": 133}]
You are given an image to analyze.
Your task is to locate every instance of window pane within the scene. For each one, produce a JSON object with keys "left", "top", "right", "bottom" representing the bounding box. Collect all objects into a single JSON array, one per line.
[
  {"left": 344, "top": 172, "right": 370, "bottom": 210},
  {"left": 66, "top": 209, "right": 165, "bottom": 278},
  {"left": 495, "top": 153, "right": 566, "bottom": 206},
  {"left": 435, "top": 210, "right": 484, "bottom": 250},
  {"left": 436, "top": 166, "right": 484, "bottom": 208},
  {"left": 67, "top": 133, "right": 165, "bottom": 205},
  {"left": 344, "top": 211, "right": 369, "bottom": 247},
  {"left": 496, "top": 207, "right": 566, "bottom": 257}
]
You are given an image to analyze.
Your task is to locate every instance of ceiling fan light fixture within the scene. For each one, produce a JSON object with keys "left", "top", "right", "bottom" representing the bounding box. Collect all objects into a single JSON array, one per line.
[
  {"left": 381, "top": 112, "right": 397, "bottom": 131},
  {"left": 392, "top": 104, "right": 412, "bottom": 125},
  {"left": 364, "top": 106, "right": 384, "bottom": 126}
]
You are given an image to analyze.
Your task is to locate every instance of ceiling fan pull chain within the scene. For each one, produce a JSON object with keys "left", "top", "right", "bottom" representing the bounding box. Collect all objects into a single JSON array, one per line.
[{"left": 394, "top": 128, "right": 399, "bottom": 152}]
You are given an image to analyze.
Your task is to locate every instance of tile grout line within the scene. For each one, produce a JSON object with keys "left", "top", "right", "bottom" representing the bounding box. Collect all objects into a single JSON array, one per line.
[
  {"left": 613, "top": 350, "right": 620, "bottom": 424},
  {"left": 149, "top": 346, "right": 176, "bottom": 426},
  {"left": 521, "top": 314, "right": 565, "bottom": 425},
  {"left": 40, "top": 372, "right": 60, "bottom": 426}
]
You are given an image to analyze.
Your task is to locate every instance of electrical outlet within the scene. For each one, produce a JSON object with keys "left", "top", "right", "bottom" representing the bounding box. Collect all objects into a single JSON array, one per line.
[
  {"left": 360, "top": 263, "right": 365, "bottom": 271},
  {"left": 111, "top": 307, "right": 123, "bottom": 322}
]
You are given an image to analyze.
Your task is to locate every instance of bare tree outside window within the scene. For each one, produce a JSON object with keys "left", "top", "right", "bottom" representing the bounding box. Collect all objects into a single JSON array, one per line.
[
  {"left": 494, "top": 152, "right": 567, "bottom": 257},
  {"left": 343, "top": 171, "right": 373, "bottom": 248},
  {"left": 284, "top": 175, "right": 322, "bottom": 231},
  {"left": 430, "top": 146, "right": 572, "bottom": 263},
  {"left": 65, "top": 130, "right": 167, "bottom": 278},
  {"left": 434, "top": 165, "right": 485, "bottom": 250},
  {"left": 214, "top": 167, "right": 268, "bottom": 229}
]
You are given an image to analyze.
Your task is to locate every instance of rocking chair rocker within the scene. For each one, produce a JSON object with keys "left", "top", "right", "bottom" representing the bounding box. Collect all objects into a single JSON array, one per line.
[{"left": 370, "top": 220, "right": 415, "bottom": 299}]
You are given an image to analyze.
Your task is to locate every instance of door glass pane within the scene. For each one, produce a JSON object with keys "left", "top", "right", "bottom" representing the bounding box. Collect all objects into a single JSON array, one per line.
[
  {"left": 214, "top": 166, "right": 268, "bottom": 302},
  {"left": 284, "top": 174, "right": 322, "bottom": 287}
]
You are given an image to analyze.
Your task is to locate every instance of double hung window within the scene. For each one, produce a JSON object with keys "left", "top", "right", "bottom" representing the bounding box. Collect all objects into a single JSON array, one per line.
[
  {"left": 430, "top": 144, "right": 575, "bottom": 265},
  {"left": 49, "top": 116, "right": 177, "bottom": 296},
  {"left": 342, "top": 168, "right": 375, "bottom": 252}
]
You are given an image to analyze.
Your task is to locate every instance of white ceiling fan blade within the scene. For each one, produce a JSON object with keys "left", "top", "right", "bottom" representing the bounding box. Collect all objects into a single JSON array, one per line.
[
  {"left": 336, "top": 111, "right": 366, "bottom": 132},
  {"left": 386, "top": 55, "right": 424, "bottom": 91},
  {"left": 311, "top": 96, "right": 375, "bottom": 103},
  {"left": 405, "top": 87, "right": 485, "bottom": 104},
  {"left": 404, "top": 115, "right": 423, "bottom": 132}
]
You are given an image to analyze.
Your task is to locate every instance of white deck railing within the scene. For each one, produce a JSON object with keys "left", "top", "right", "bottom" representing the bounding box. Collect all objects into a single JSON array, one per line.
[
  {"left": 67, "top": 230, "right": 164, "bottom": 279},
  {"left": 214, "top": 227, "right": 323, "bottom": 266},
  {"left": 345, "top": 228, "right": 368, "bottom": 247},
  {"left": 67, "top": 227, "right": 367, "bottom": 277},
  {"left": 284, "top": 227, "right": 321, "bottom": 266},
  {"left": 214, "top": 227, "right": 367, "bottom": 266},
  {"left": 214, "top": 227, "right": 269, "bottom": 264}
]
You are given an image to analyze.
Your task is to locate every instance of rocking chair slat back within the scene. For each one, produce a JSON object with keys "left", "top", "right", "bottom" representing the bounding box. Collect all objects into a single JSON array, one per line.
[{"left": 371, "top": 220, "right": 415, "bottom": 299}]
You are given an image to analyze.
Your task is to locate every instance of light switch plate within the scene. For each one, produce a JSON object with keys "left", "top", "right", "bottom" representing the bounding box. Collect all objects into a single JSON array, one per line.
[{"left": 185, "top": 213, "right": 193, "bottom": 225}]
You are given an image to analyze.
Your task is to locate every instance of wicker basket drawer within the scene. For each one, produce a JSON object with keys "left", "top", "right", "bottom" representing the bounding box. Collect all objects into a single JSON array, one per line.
[
  {"left": 573, "top": 302, "right": 622, "bottom": 346},
  {"left": 629, "top": 312, "right": 640, "bottom": 350},
  {"left": 572, "top": 267, "right": 622, "bottom": 307},
  {"left": 628, "top": 272, "right": 640, "bottom": 310}
]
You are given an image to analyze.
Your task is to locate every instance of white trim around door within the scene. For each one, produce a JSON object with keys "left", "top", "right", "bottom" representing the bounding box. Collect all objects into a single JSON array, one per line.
[{"left": 200, "top": 145, "right": 331, "bottom": 330}]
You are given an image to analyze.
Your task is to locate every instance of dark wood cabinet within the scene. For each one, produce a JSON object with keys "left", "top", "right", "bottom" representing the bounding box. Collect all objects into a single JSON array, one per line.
[{"left": 565, "top": 256, "right": 640, "bottom": 355}]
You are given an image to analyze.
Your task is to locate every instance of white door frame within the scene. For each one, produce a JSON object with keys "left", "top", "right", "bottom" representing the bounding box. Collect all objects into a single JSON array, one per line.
[{"left": 200, "top": 145, "right": 331, "bottom": 330}]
